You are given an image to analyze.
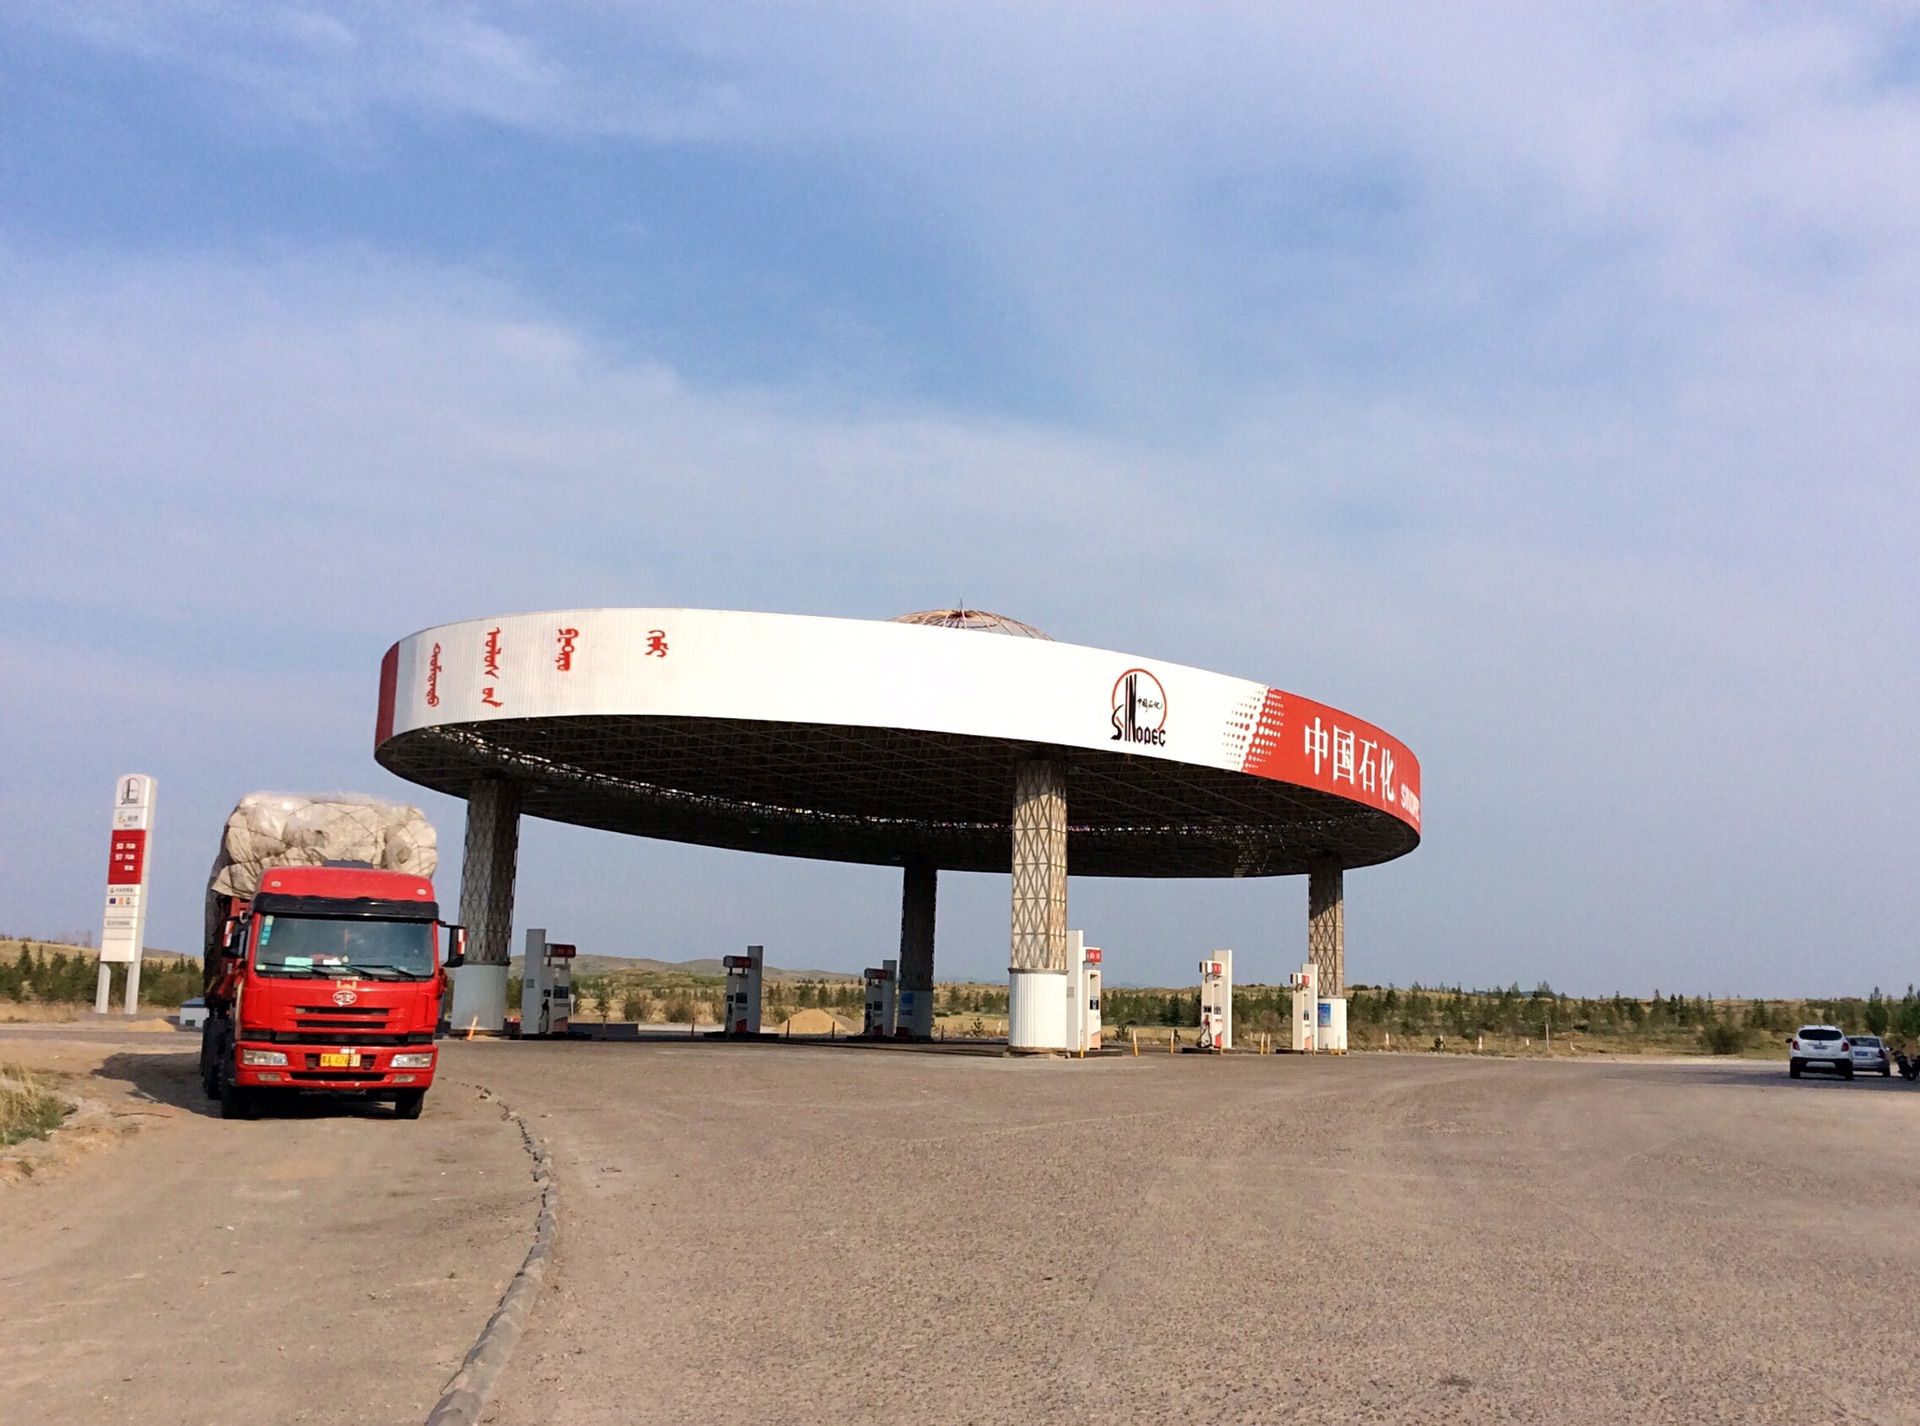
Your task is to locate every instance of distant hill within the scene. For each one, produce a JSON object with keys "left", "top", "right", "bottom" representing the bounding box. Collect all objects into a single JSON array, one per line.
[{"left": 506, "top": 953, "right": 858, "bottom": 983}]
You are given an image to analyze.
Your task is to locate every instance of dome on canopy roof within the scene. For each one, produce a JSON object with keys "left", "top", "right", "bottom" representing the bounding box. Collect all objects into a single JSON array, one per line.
[{"left": 889, "top": 609, "right": 1053, "bottom": 640}]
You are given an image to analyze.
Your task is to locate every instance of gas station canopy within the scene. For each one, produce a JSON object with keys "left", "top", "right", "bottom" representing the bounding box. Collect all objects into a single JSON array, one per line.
[{"left": 374, "top": 607, "right": 1422, "bottom": 879}]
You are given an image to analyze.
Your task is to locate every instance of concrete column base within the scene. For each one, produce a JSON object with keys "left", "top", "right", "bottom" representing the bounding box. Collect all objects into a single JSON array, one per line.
[
  {"left": 449, "top": 964, "right": 510, "bottom": 1033},
  {"left": 1008, "top": 968, "right": 1071, "bottom": 1052}
]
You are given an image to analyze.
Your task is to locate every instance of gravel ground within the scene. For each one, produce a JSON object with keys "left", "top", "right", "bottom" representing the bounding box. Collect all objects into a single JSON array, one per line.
[
  {"left": 0, "top": 1028, "right": 538, "bottom": 1426},
  {"left": 462, "top": 1042, "right": 1920, "bottom": 1426}
]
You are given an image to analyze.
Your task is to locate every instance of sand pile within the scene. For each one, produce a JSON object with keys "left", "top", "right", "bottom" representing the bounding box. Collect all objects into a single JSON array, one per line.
[{"left": 775, "top": 1008, "right": 858, "bottom": 1036}]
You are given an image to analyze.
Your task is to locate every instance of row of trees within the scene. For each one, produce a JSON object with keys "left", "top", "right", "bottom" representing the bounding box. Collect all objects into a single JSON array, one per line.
[
  {"left": 561, "top": 976, "right": 1016, "bottom": 1026},
  {"left": 566, "top": 976, "right": 869, "bottom": 1024},
  {"left": 559, "top": 973, "right": 1920, "bottom": 1046},
  {"left": 1095, "top": 979, "right": 1920, "bottom": 1049},
  {"left": 8, "top": 937, "right": 1918, "bottom": 1049},
  {"left": 1337, "top": 982, "right": 1920, "bottom": 1043},
  {"left": 0, "top": 943, "right": 202, "bottom": 1008}
]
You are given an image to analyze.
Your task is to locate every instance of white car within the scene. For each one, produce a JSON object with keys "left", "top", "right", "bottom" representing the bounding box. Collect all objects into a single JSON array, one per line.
[
  {"left": 1849, "top": 1034, "right": 1892, "bottom": 1077},
  {"left": 1788, "top": 1025, "right": 1853, "bottom": 1080}
]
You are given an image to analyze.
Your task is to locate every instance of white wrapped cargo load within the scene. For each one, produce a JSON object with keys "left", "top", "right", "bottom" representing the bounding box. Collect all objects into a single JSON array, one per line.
[
  {"left": 205, "top": 792, "right": 438, "bottom": 960},
  {"left": 211, "top": 792, "right": 437, "bottom": 895}
]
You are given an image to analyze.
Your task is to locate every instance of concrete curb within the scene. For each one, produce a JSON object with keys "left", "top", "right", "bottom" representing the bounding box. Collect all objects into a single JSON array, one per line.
[{"left": 424, "top": 1090, "right": 557, "bottom": 1426}]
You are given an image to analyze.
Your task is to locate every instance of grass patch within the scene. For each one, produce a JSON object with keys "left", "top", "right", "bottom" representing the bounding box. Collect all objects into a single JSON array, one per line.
[{"left": 0, "top": 1063, "right": 69, "bottom": 1146}]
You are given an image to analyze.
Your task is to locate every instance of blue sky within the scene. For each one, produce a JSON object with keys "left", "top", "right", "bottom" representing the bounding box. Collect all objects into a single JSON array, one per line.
[{"left": 3, "top": 2, "right": 1917, "bottom": 995}]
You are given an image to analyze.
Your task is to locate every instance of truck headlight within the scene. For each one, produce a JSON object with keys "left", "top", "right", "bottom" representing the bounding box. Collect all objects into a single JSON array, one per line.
[
  {"left": 240, "top": 1048, "right": 288, "bottom": 1066},
  {"left": 391, "top": 1052, "right": 435, "bottom": 1069}
]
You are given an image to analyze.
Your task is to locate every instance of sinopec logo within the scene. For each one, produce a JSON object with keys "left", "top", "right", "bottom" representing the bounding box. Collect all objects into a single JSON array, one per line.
[{"left": 1111, "top": 668, "right": 1168, "bottom": 747}]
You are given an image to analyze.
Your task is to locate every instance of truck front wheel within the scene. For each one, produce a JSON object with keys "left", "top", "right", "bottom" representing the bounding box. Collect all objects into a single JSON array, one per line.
[
  {"left": 203, "top": 1016, "right": 233, "bottom": 1102},
  {"left": 392, "top": 1090, "right": 426, "bottom": 1120},
  {"left": 199, "top": 1030, "right": 219, "bottom": 1100}
]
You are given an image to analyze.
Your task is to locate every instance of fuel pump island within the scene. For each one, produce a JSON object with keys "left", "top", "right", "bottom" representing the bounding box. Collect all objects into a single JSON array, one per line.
[
  {"left": 497, "top": 926, "right": 1345, "bottom": 1056},
  {"left": 372, "top": 606, "right": 1422, "bottom": 1049}
]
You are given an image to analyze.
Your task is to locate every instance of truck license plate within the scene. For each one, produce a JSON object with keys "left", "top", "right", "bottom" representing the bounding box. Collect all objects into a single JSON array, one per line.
[{"left": 320, "top": 1052, "right": 355, "bottom": 1068}]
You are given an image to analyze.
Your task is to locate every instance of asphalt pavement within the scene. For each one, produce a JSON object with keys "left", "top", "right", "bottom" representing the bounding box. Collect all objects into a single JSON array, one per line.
[
  {"left": 460, "top": 1041, "right": 1920, "bottom": 1426},
  {"left": 6, "top": 1030, "right": 1917, "bottom": 1426},
  {"left": 0, "top": 1029, "right": 538, "bottom": 1426}
]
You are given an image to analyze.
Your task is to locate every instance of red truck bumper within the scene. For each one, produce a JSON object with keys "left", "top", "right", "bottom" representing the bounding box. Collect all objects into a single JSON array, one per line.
[{"left": 232, "top": 1041, "right": 437, "bottom": 1093}]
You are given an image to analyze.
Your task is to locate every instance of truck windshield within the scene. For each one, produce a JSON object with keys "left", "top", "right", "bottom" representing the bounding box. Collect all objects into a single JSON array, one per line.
[{"left": 254, "top": 914, "right": 435, "bottom": 979}]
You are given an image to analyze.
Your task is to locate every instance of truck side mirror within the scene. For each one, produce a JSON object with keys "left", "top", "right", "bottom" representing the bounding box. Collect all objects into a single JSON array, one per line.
[
  {"left": 222, "top": 918, "right": 244, "bottom": 957},
  {"left": 444, "top": 925, "right": 467, "bottom": 970}
]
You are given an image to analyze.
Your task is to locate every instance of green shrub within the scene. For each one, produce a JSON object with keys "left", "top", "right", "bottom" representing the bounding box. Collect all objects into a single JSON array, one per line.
[
  {"left": 1700, "top": 1022, "right": 1750, "bottom": 1055},
  {"left": 662, "top": 993, "right": 699, "bottom": 1023}
]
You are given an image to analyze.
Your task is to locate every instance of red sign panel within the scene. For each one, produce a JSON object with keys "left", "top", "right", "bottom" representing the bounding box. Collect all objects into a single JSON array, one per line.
[
  {"left": 1235, "top": 688, "right": 1422, "bottom": 832},
  {"left": 107, "top": 829, "right": 147, "bottom": 886}
]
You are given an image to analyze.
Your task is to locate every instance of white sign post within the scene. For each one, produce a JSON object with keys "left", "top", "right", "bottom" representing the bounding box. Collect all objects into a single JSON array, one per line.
[{"left": 97, "top": 774, "right": 157, "bottom": 1016}]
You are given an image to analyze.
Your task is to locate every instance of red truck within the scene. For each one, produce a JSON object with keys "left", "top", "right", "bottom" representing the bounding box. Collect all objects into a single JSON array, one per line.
[{"left": 200, "top": 863, "right": 465, "bottom": 1120}]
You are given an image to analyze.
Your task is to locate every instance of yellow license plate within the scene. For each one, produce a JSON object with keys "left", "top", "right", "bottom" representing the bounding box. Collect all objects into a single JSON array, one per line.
[{"left": 319, "top": 1052, "right": 355, "bottom": 1068}]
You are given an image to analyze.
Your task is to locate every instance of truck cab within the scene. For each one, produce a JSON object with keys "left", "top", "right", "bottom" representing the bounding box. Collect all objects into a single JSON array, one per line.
[{"left": 200, "top": 864, "right": 464, "bottom": 1119}]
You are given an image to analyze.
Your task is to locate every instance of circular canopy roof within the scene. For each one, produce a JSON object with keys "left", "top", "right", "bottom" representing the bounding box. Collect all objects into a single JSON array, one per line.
[
  {"left": 890, "top": 608, "right": 1053, "bottom": 639},
  {"left": 375, "top": 608, "right": 1422, "bottom": 877}
]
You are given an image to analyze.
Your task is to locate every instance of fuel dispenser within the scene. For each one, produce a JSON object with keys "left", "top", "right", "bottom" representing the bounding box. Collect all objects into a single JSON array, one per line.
[
  {"left": 1198, "top": 949, "right": 1233, "bottom": 1051},
  {"left": 1066, "top": 931, "right": 1103, "bottom": 1052},
  {"left": 1081, "top": 942, "right": 1103, "bottom": 1052},
  {"left": 1289, "top": 961, "right": 1319, "bottom": 1052},
  {"left": 722, "top": 944, "right": 764, "bottom": 1035},
  {"left": 862, "top": 958, "right": 898, "bottom": 1038},
  {"left": 520, "top": 927, "right": 575, "bottom": 1038}
]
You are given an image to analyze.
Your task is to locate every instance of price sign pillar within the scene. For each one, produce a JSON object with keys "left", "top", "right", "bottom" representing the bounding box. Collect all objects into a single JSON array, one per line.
[{"left": 98, "top": 774, "right": 157, "bottom": 1015}]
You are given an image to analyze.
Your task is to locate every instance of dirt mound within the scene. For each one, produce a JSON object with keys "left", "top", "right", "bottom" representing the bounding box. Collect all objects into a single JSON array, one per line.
[{"left": 774, "top": 1008, "right": 858, "bottom": 1037}]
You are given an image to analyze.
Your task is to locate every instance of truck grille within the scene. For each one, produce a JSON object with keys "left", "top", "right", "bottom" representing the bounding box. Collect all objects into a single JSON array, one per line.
[
  {"left": 252, "top": 1005, "right": 431, "bottom": 1046},
  {"left": 258, "top": 1031, "right": 432, "bottom": 1045},
  {"left": 294, "top": 1004, "right": 389, "bottom": 1024}
]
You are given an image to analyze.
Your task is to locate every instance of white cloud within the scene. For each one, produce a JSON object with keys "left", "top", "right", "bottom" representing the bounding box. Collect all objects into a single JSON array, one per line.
[
  {"left": 5, "top": 3, "right": 1919, "bottom": 991},
  {"left": 18, "top": 5, "right": 1920, "bottom": 428},
  {"left": 1, "top": 242, "right": 1914, "bottom": 993}
]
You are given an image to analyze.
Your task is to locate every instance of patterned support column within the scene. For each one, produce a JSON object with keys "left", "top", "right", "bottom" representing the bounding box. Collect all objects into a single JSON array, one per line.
[
  {"left": 1308, "top": 861, "right": 1345, "bottom": 996},
  {"left": 453, "top": 778, "right": 522, "bottom": 1031},
  {"left": 1009, "top": 759, "right": 1069, "bottom": 974},
  {"left": 897, "top": 864, "right": 937, "bottom": 1038}
]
